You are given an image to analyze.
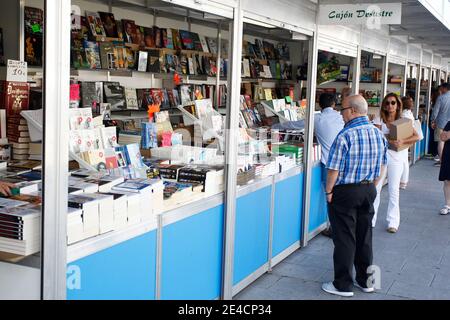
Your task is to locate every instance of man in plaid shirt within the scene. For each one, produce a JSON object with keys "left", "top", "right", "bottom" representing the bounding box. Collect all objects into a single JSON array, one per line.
[{"left": 322, "top": 95, "right": 388, "bottom": 298}]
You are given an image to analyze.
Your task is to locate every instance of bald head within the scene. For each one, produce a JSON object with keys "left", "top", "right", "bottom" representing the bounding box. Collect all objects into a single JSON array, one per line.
[
  {"left": 341, "top": 94, "right": 368, "bottom": 123},
  {"left": 346, "top": 95, "right": 368, "bottom": 115}
]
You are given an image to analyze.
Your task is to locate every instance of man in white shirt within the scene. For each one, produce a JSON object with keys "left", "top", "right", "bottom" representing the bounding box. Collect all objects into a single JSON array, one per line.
[{"left": 272, "top": 93, "right": 344, "bottom": 237}]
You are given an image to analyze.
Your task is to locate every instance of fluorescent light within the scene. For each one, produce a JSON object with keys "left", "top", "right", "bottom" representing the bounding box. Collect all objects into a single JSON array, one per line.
[{"left": 243, "top": 17, "right": 277, "bottom": 29}]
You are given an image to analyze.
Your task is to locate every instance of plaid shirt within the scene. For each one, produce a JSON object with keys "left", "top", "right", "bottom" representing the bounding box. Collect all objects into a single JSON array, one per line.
[{"left": 327, "top": 116, "right": 387, "bottom": 186}]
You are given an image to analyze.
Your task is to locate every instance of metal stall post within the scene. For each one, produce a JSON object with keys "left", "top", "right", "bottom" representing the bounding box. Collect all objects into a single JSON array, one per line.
[
  {"left": 381, "top": 53, "right": 389, "bottom": 98},
  {"left": 301, "top": 29, "right": 318, "bottom": 247},
  {"left": 221, "top": 0, "right": 243, "bottom": 300},
  {"left": 402, "top": 61, "right": 408, "bottom": 97},
  {"left": 412, "top": 63, "right": 422, "bottom": 165},
  {"left": 41, "top": 0, "right": 71, "bottom": 300},
  {"left": 352, "top": 45, "right": 361, "bottom": 95},
  {"left": 425, "top": 66, "right": 433, "bottom": 154},
  {"left": 216, "top": 21, "right": 222, "bottom": 110}
]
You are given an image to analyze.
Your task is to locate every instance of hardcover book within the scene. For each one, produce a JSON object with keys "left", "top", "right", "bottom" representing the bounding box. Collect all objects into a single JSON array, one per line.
[
  {"left": 122, "top": 19, "right": 137, "bottom": 44},
  {"left": 137, "top": 51, "right": 148, "bottom": 72},
  {"left": 85, "top": 11, "right": 106, "bottom": 37},
  {"left": 205, "top": 37, "right": 217, "bottom": 55},
  {"left": 171, "top": 29, "right": 182, "bottom": 50},
  {"left": 179, "top": 30, "right": 194, "bottom": 50},
  {"left": 199, "top": 35, "right": 210, "bottom": 53},
  {"left": 147, "top": 49, "right": 161, "bottom": 73},
  {"left": 83, "top": 40, "right": 101, "bottom": 69},
  {"left": 124, "top": 87, "right": 139, "bottom": 110},
  {"left": 103, "top": 82, "right": 126, "bottom": 111},
  {"left": 191, "top": 32, "right": 203, "bottom": 52},
  {"left": 165, "top": 28, "right": 174, "bottom": 50},
  {"left": 143, "top": 27, "right": 155, "bottom": 48},
  {"left": 99, "top": 42, "right": 116, "bottom": 69},
  {"left": 98, "top": 12, "right": 118, "bottom": 38},
  {"left": 153, "top": 26, "right": 162, "bottom": 48}
]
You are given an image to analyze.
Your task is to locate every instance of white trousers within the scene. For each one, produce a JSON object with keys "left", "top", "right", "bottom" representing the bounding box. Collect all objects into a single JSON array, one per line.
[
  {"left": 373, "top": 149, "right": 408, "bottom": 229},
  {"left": 400, "top": 153, "right": 409, "bottom": 184}
]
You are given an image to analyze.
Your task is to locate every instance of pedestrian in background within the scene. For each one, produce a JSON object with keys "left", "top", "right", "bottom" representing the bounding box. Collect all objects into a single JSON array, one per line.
[
  {"left": 438, "top": 121, "right": 450, "bottom": 215},
  {"left": 431, "top": 83, "right": 450, "bottom": 167},
  {"left": 399, "top": 96, "right": 415, "bottom": 190},
  {"left": 372, "top": 93, "right": 420, "bottom": 233},
  {"left": 321, "top": 95, "right": 387, "bottom": 297}
]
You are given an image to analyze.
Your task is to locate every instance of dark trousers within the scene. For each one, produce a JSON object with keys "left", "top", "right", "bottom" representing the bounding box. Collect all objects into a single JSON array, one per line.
[{"left": 328, "top": 183, "right": 377, "bottom": 292}]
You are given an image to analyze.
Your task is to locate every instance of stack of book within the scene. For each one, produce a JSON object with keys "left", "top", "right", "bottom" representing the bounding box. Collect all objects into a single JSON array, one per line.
[
  {"left": 28, "top": 142, "right": 42, "bottom": 161},
  {"left": 0, "top": 201, "right": 41, "bottom": 256}
]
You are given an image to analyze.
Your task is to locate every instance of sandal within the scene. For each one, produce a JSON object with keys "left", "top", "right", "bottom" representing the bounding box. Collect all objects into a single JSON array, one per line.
[
  {"left": 399, "top": 183, "right": 407, "bottom": 190},
  {"left": 440, "top": 206, "right": 450, "bottom": 215}
]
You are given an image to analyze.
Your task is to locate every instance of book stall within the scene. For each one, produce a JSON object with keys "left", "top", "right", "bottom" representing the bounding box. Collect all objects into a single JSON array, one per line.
[{"left": 0, "top": 0, "right": 447, "bottom": 301}]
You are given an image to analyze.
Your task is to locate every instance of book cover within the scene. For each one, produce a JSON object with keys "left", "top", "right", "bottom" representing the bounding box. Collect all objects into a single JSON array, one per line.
[
  {"left": 98, "top": 12, "right": 118, "bottom": 38},
  {"left": 206, "top": 37, "right": 217, "bottom": 55},
  {"left": 199, "top": 35, "right": 210, "bottom": 53},
  {"left": 147, "top": 49, "right": 161, "bottom": 73},
  {"left": 141, "top": 122, "right": 158, "bottom": 149},
  {"left": 191, "top": 32, "right": 203, "bottom": 52},
  {"left": 70, "top": 83, "right": 80, "bottom": 108},
  {"left": 83, "top": 40, "right": 101, "bottom": 69},
  {"left": 121, "top": 19, "right": 137, "bottom": 44},
  {"left": 99, "top": 42, "right": 116, "bottom": 69},
  {"left": 85, "top": 11, "right": 106, "bottom": 37},
  {"left": 188, "top": 57, "right": 196, "bottom": 75},
  {"left": 100, "top": 126, "right": 117, "bottom": 149},
  {"left": 171, "top": 29, "right": 183, "bottom": 51},
  {"left": 71, "top": 38, "right": 89, "bottom": 69},
  {"left": 179, "top": 85, "right": 192, "bottom": 105},
  {"left": 114, "top": 146, "right": 129, "bottom": 168},
  {"left": 143, "top": 27, "right": 155, "bottom": 48},
  {"left": 124, "top": 47, "right": 136, "bottom": 70},
  {"left": 124, "top": 87, "right": 139, "bottom": 110},
  {"left": 179, "top": 30, "right": 194, "bottom": 50},
  {"left": 153, "top": 26, "right": 162, "bottom": 48},
  {"left": 194, "top": 54, "right": 204, "bottom": 75},
  {"left": 137, "top": 51, "right": 148, "bottom": 72},
  {"left": 25, "top": 33, "right": 43, "bottom": 67},
  {"left": 3, "top": 82, "right": 30, "bottom": 117},
  {"left": 165, "top": 28, "right": 174, "bottom": 50},
  {"left": 134, "top": 26, "right": 146, "bottom": 47},
  {"left": 69, "top": 130, "right": 83, "bottom": 154},
  {"left": 103, "top": 82, "right": 126, "bottom": 111},
  {"left": 104, "top": 148, "right": 119, "bottom": 169},
  {"left": 161, "top": 28, "right": 168, "bottom": 48},
  {"left": 179, "top": 54, "right": 188, "bottom": 75},
  {"left": 113, "top": 44, "right": 127, "bottom": 69},
  {"left": 81, "top": 82, "right": 100, "bottom": 110},
  {"left": 124, "top": 143, "right": 144, "bottom": 168}
]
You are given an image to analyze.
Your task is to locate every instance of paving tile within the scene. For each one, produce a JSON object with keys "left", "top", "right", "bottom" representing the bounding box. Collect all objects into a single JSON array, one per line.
[
  {"left": 269, "top": 277, "right": 341, "bottom": 300},
  {"left": 250, "top": 273, "right": 282, "bottom": 290},
  {"left": 388, "top": 280, "right": 450, "bottom": 300},
  {"left": 272, "top": 261, "right": 329, "bottom": 281}
]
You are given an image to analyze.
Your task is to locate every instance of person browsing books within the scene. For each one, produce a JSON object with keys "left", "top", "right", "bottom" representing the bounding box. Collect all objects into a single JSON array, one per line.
[
  {"left": 321, "top": 95, "right": 387, "bottom": 297},
  {"left": 0, "top": 181, "right": 16, "bottom": 197},
  {"left": 372, "top": 93, "right": 420, "bottom": 233},
  {"left": 431, "top": 83, "right": 450, "bottom": 167}
]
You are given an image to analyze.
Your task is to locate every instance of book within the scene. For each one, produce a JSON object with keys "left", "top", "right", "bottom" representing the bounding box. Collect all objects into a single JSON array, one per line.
[
  {"left": 3, "top": 82, "right": 30, "bottom": 118},
  {"left": 171, "top": 29, "right": 182, "bottom": 50},
  {"left": 99, "top": 42, "right": 116, "bottom": 69},
  {"left": 165, "top": 28, "right": 174, "bottom": 50},
  {"left": 104, "top": 148, "right": 119, "bottom": 169},
  {"left": 70, "top": 83, "right": 80, "bottom": 108},
  {"left": 113, "top": 44, "right": 127, "bottom": 69},
  {"left": 98, "top": 12, "right": 118, "bottom": 38},
  {"left": 143, "top": 27, "right": 155, "bottom": 48},
  {"left": 86, "top": 11, "right": 106, "bottom": 37},
  {"left": 141, "top": 122, "right": 158, "bottom": 149},
  {"left": 121, "top": 19, "right": 137, "bottom": 44},
  {"left": 68, "top": 194, "right": 100, "bottom": 238},
  {"left": 153, "top": 26, "right": 162, "bottom": 48},
  {"left": 103, "top": 82, "right": 126, "bottom": 111},
  {"left": 179, "top": 30, "right": 194, "bottom": 50},
  {"left": 206, "top": 37, "right": 217, "bottom": 55},
  {"left": 161, "top": 28, "right": 168, "bottom": 49},
  {"left": 114, "top": 146, "right": 129, "bottom": 168},
  {"left": 124, "top": 143, "right": 145, "bottom": 168},
  {"left": 147, "top": 49, "right": 161, "bottom": 73},
  {"left": 83, "top": 40, "right": 101, "bottom": 69},
  {"left": 124, "top": 87, "right": 139, "bottom": 110},
  {"left": 191, "top": 32, "right": 203, "bottom": 52},
  {"left": 134, "top": 26, "right": 146, "bottom": 47},
  {"left": 100, "top": 126, "right": 118, "bottom": 149},
  {"left": 71, "top": 38, "right": 89, "bottom": 69},
  {"left": 137, "top": 51, "right": 148, "bottom": 72},
  {"left": 81, "top": 82, "right": 101, "bottom": 111},
  {"left": 199, "top": 35, "right": 210, "bottom": 53},
  {"left": 81, "top": 149, "right": 107, "bottom": 169},
  {"left": 180, "top": 54, "right": 188, "bottom": 75}
]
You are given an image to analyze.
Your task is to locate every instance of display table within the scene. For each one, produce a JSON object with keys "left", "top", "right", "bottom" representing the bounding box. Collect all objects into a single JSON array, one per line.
[{"left": 66, "top": 163, "right": 327, "bottom": 300}]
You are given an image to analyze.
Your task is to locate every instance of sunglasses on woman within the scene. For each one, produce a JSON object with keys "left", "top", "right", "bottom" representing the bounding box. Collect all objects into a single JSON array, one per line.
[{"left": 385, "top": 100, "right": 397, "bottom": 106}]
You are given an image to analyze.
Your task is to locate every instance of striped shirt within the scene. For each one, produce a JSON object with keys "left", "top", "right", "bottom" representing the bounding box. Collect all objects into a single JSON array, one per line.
[{"left": 327, "top": 116, "right": 388, "bottom": 186}]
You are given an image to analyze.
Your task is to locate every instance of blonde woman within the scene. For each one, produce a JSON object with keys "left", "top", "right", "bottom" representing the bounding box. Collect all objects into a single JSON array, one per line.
[{"left": 372, "top": 93, "right": 420, "bottom": 233}]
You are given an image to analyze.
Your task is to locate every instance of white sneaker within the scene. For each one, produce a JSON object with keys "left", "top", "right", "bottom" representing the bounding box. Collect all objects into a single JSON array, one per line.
[
  {"left": 434, "top": 155, "right": 440, "bottom": 162},
  {"left": 354, "top": 281, "right": 375, "bottom": 293},
  {"left": 321, "top": 282, "right": 354, "bottom": 297},
  {"left": 440, "top": 206, "right": 450, "bottom": 215}
]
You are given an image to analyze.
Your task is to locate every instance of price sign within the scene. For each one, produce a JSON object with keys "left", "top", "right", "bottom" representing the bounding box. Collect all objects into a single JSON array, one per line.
[{"left": 7, "top": 60, "right": 28, "bottom": 82}]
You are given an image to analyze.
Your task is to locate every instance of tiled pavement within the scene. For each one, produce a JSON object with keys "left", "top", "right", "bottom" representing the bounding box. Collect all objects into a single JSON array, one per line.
[{"left": 235, "top": 159, "right": 450, "bottom": 300}]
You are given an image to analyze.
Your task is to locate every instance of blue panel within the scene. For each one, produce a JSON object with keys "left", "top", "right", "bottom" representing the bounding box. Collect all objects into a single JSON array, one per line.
[
  {"left": 67, "top": 231, "right": 157, "bottom": 300},
  {"left": 309, "top": 165, "right": 328, "bottom": 233},
  {"left": 234, "top": 187, "right": 271, "bottom": 285},
  {"left": 272, "top": 173, "right": 303, "bottom": 257},
  {"left": 161, "top": 205, "right": 224, "bottom": 300}
]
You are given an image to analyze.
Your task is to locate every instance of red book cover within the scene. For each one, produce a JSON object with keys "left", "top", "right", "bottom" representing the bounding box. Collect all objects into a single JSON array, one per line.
[{"left": 3, "top": 81, "right": 30, "bottom": 117}]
